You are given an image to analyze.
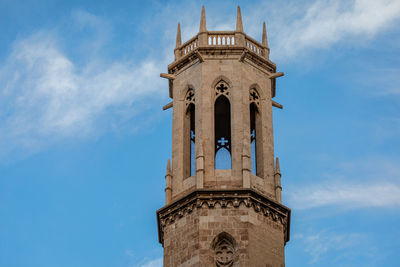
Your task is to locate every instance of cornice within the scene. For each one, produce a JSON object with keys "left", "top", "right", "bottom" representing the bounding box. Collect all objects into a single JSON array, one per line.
[
  {"left": 168, "top": 47, "right": 276, "bottom": 74},
  {"left": 166, "top": 47, "right": 278, "bottom": 99},
  {"left": 157, "top": 189, "right": 291, "bottom": 246},
  {"left": 168, "top": 49, "right": 202, "bottom": 73}
]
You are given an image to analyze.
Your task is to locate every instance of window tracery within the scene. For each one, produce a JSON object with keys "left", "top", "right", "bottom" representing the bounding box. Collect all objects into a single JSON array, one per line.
[
  {"left": 185, "top": 88, "right": 195, "bottom": 106},
  {"left": 184, "top": 88, "right": 195, "bottom": 177},
  {"left": 249, "top": 88, "right": 263, "bottom": 176},
  {"left": 214, "top": 81, "right": 231, "bottom": 169},
  {"left": 215, "top": 81, "right": 229, "bottom": 98},
  {"left": 249, "top": 88, "right": 260, "bottom": 106},
  {"left": 212, "top": 232, "right": 237, "bottom": 267}
]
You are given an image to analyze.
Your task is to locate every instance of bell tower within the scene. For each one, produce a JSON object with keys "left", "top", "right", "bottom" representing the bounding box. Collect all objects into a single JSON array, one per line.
[{"left": 157, "top": 6, "right": 290, "bottom": 266}]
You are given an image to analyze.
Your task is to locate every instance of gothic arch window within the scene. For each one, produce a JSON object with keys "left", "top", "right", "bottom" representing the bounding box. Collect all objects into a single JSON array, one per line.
[
  {"left": 184, "top": 88, "right": 195, "bottom": 177},
  {"left": 249, "top": 88, "right": 263, "bottom": 176},
  {"left": 214, "top": 81, "right": 231, "bottom": 169},
  {"left": 211, "top": 232, "right": 237, "bottom": 267}
]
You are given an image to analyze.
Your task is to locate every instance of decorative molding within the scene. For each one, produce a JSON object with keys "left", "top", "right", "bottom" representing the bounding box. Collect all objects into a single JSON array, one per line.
[
  {"left": 215, "top": 80, "right": 230, "bottom": 99},
  {"left": 157, "top": 189, "right": 291, "bottom": 245},
  {"left": 168, "top": 46, "right": 276, "bottom": 74},
  {"left": 184, "top": 88, "right": 195, "bottom": 107},
  {"left": 249, "top": 88, "right": 260, "bottom": 106},
  {"left": 168, "top": 48, "right": 203, "bottom": 72}
]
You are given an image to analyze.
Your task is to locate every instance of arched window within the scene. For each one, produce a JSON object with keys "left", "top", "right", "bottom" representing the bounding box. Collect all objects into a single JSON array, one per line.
[
  {"left": 250, "top": 102, "right": 257, "bottom": 174},
  {"left": 249, "top": 88, "right": 263, "bottom": 176},
  {"left": 214, "top": 81, "right": 231, "bottom": 169},
  {"left": 184, "top": 88, "right": 195, "bottom": 177},
  {"left": 211, "top": 232, "right": 237, "bottom": 267}
]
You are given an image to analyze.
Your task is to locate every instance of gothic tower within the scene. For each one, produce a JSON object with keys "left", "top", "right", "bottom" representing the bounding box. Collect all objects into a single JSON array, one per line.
[{"left": 157, "top": 6, "right": 290, "bottom": 266}]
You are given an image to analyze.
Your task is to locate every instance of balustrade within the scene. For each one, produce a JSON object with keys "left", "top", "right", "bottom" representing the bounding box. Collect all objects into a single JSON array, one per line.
[
  {"left": 176, "top": 32, "right": 267, "bottom": 59},
  {"left": 207, "top": 32, "right": 235, "bottom": 46},
  {"left": 245, "top": 36, "right": 264, "bottom": 57},
  {"left": 181, "top": 36, "right": 198, "bottom": 56}
]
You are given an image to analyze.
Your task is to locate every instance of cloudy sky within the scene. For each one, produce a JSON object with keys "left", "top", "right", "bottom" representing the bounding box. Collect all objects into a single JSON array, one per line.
[{"left": 0, "top": 0, "right": 399, "bottom": 266}]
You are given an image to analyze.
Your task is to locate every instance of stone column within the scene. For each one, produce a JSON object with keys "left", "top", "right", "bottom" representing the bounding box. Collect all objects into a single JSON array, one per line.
[
  {"left": 242, "top": 138, "right": 251, "bottom": 188},
  {"left": 274, "top": 157, "right": 282, "bottom": 203},
  {"left": 196, "top": 141, "right": 204, "bottom": 189},
  {"left": 165, "top": 159, "right": 172, "bottom": 204}
]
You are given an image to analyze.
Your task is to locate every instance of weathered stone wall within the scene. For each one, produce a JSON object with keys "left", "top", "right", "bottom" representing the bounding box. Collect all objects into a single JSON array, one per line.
[
  {"left": 170, "top": 54, "right": 277, "bottom": 202},
  {"left": 163, "top": 209, "right": 200, "bottom": 266},
  {"left": 162, "top": 201, "right": 286, "bottom": 267}
]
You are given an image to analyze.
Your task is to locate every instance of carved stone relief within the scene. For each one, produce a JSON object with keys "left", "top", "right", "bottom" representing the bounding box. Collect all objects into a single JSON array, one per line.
[{"left": 212, "top": 232, "right": 238, "bottom": 267}]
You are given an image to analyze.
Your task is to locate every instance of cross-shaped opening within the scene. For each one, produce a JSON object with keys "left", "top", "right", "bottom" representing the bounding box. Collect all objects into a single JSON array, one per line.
[
  {"left": 217, "top": 137, "right": 228, "bottom": 146},
  {"left": 215, "top": 94, "right": 231, "bottom": 169},
  {"left": 186, "top": 91, "right": 194, "bottom": 101},
  {"left": 250, "top": 129, "right": 255, "bottom": 142},
  {"left": 191, "top": 130, "right": 195, "bottom": 143},
  {"left": 184, "top": 102, "right": 195, "bottom": 178},
  {"left": 250, "top": 91, "right": 259, "bottom": 101},
  {"left": 216, "top": 83, "right": 228, "bottom": 94},
  {"left": 250, "top": 101, "right": 263, "bottom": 177}
]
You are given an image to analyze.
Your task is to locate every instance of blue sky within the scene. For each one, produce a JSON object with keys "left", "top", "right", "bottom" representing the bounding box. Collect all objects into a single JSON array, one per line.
[{"left": 0, "top": 0, "right": 399, "bottom": 266}]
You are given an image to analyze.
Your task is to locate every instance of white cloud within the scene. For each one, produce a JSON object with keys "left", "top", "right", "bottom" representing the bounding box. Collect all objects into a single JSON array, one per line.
[
  {"left": 1, "top": 1, "right": 399, "bottom": 159},
  {"left": 287, "top": 157, "right": 400, "bottom": 210},
  {"left": 139, "top": 258, "right": 163, "bottom": 267},
  {"left": 0, "top": 24, "right": 165, "bottom": 158},
  {"left": 163, "top": 1, "right": 400, "bottom": 60},
  {"left": 125, "top": 249, "right": 135, "bottom": 258},
  {"left": 296, "top": 230, "right": 369, "bottom": 263},
  {"left": 361, "top": 67, "right": 400, "bottom": 96},
  {"left": 223, "top": 0, "right": 400, "bottom": 61},
  {"left": 271, "top": 0, "right": 400, "bottom": 59},
  {"left": 289, "top": 183, "right": 400, "bottom": 209},
  {"left": 70, "top": 9, "right": 112, "bottom": 53}
]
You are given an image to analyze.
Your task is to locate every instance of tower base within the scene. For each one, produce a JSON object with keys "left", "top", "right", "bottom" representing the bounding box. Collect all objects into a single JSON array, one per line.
[{"left": 157, "top": 189, "right": 290, "bottom": 267}]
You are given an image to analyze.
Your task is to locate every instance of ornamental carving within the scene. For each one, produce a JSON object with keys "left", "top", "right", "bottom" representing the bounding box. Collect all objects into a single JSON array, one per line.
[
  {"left": 212, "top": 232, "right": 237, "bottom": 267},
  {"left": 156, "top": 189, "right": 291, "bottom": 245},
  {"left": 185, "top": 88, "right": 195, "bottom": 107},
  {"left": 215, "top": 81, "right": 230, "bottom": 98},
  {"left": 249, "top": 88, "right": 260, "bottom": 106}
]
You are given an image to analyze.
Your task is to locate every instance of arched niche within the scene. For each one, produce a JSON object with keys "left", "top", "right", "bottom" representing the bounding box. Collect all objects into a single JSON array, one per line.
[
  {"left": 249, "top": 88, "right": 264, "bottom": 177},
  {"left": 184, "top": 88, "right": 195, "bottom": 177},
  {"left": 211, "top": 232, "right": 238, "bottom": 267},
  {"left": 214, "top": 80, "right": 231, "bottom": 169}
]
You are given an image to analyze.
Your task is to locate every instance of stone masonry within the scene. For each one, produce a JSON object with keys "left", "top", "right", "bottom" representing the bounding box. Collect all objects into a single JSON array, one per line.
[{"left": 157, "top": 6, "right": 290, "bottom": 267}]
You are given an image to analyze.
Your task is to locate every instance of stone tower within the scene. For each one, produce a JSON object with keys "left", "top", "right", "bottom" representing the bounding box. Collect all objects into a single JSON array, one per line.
[{"left": 157, "top": 6, "right": 290, "bottom": 267}]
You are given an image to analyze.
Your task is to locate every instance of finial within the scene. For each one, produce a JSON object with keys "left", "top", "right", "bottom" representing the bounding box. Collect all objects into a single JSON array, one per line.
[
  {"left": 236, "top": 6, "right": 243, "bottom": 32},
  {"left": 262, "top": 21, "right": 269, "bottom": 48},
  {"left": 275, "top": 157, "right": 281, "bottom": 174},
  {"left": 166, "top": 159, "right": 172, "bottom": 177},
  {"left": 176, "top": 23, "right": 182, "bottom": 48},
  {"left": 199, "top": 6, "right": 207, "bottom": 32}
]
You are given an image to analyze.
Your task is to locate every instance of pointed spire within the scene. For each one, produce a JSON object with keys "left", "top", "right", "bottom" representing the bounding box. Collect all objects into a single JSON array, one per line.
[
  {"left": 236, "top": 6, "right": 243, "bottom": 32},
  {"left": 176, "top": 23, "right": 182, "bottom": 48},
  {"left": 166, "top": 159, "right": 172, "bottom": 177},
  {"left": 275, "top": 157, "right": 281, "bottom": 175},
  {"left": 199, "top": 6, "right": 207, "bottom": 32},
  {"left": 262, "top": 22, "right": 269, "bottom": 48}
]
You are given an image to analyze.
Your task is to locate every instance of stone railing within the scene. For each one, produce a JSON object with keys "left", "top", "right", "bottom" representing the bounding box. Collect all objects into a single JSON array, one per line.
[
  {"left": 245, "top": 35, "right": 264, "bottom": 57},
  {"left": 176, "top": 31, "right": 267, "bottom": 59},
  {"left": 207, "top": 31, "right": 236, "bottom": 46},
  {"left": 180, "top": 35, "right": 198, "bottom": 56}
]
